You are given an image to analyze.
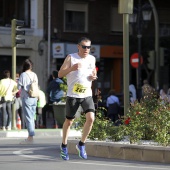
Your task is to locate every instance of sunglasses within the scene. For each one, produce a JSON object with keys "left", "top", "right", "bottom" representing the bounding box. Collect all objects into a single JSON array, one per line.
[{"left": 81, "top": 45, "right": 91, "bottom": 49}]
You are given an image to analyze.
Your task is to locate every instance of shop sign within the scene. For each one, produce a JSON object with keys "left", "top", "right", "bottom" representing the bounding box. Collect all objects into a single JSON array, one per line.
[{"left": 52, "top": 43, "right": 65, "bottom": 58}]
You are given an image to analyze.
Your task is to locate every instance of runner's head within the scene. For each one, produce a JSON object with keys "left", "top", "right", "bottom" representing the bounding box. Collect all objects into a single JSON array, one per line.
[{"left": 77, "top": 37, "right": 91, "bottom": 58}]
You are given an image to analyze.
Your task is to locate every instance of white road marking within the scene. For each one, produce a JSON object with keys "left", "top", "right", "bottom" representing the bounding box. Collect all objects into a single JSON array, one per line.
[{"left": 13, "top": 147, "right": 55, "bottom": 160}]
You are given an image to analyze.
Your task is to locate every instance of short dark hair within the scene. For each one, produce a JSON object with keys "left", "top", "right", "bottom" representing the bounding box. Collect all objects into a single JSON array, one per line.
[
  {"left": 22, "top": 59, "right": 33, "bottom": 72},
  {"left": 109, "top": 89, "right": 116, "bottom": 96},
  {"left": 52, "top": 70, "right": 58, "bottom": 78},
  {"left": 3, "top": 70, "right": 10, "bottom": 78},
  {"left": 143, "top": 79, "right": 148, "bottom": 85},
  {"left": 78, "top": 37, "right": 91, "bottom": 44}
]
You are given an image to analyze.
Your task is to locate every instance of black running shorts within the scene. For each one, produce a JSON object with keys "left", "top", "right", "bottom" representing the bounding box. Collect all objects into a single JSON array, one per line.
[{"left": 65, "top": 96, "right": 95, "bottom": 119}]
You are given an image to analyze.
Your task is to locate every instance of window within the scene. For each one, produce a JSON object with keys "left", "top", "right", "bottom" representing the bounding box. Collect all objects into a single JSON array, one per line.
[
  {"left": 160, "top": 23, "right": 170, "bottom": 37},
  {"left": 64, "top": 2, "right": 88, "bottom": 32},
  {"left": 0, "top": 0, "right": 30, "bottom": 27},
  {"left": 158, "top": 8, "right": 170, "bottom": 37},
  {"left": 110, "top": 6, "right": 123, "bottom": 33}
]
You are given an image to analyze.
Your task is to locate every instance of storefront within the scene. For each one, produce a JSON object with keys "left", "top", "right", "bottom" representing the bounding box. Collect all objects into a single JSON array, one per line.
[{"left": 99, "top": 45, "right": 123, "bottom": 94}]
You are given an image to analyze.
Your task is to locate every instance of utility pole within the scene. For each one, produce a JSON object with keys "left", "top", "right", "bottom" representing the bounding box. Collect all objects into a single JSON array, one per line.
[{"left": 118, "top": 0, "right": 133, "bottom": 116}]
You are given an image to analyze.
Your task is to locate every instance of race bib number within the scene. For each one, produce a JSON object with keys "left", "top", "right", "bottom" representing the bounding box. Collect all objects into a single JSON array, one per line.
[{"left": 73, "top": 83, "right": 87, "bottom": 94}]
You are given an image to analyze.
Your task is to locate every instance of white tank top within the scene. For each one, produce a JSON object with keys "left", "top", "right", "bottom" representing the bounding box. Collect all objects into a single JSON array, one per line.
[{"left": 66, "top": 53, "right": 96, "bottom": 98}]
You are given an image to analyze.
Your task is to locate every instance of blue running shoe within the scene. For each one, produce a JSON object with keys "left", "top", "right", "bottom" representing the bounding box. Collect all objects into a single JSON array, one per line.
[
  {"left": 60, "top": 145, "right": 69, "bottom": 160},
  {"left": 76, "top": 144, "right": 87, "bottom": 159}
]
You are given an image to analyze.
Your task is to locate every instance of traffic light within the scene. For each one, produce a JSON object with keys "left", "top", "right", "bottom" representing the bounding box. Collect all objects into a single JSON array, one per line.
[
  {"left": 160, "top": 47, "right": 170, "bottom": 66},
  {"left": 147, "top": 50, "right": 155, "bottom": 70},
  {"left": 160, "top": 47, "right": 164, "bottom": 66},
  {"left": 164, "top": 48, "right": 170, "bottom": 66},
  {"left": 11, "top": 19, "right": 25, "bottom": 47}
]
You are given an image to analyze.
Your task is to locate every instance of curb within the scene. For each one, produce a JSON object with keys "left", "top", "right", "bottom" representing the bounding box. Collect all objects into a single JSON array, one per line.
[{"left": 68, "top": 140, "right": 170, "bottom": 164}]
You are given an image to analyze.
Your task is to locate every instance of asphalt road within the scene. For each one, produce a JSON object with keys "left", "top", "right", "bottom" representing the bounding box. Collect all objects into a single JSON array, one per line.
[{"left": 0, "top": 137, "right": 170, "bottom": 170}]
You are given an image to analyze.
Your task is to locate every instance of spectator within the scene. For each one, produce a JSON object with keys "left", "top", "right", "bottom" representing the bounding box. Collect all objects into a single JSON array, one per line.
[
  {"left": 0, "top": 70, "right": 18, "bottom": 131},
  {"left": 142, "top": 79, "right": 155, "bottom": 98},
  {"left": 18, "top": 59, "right": 38, "bottom": 144},
  {"left": 160, "top": 84, "right": 170, "bottom": 103},
  {"left": 0, "top": 80, "right": 6, "bottom": 97},
  {"left": 42, "top": 70, "right": 64, "bottom": 128},
  {"left": 15, "top": 73, "right": 26, "bottom": 129},
  {"left": 106, "top": 89, "right": 120, "bottom": 125},
  {"left": 0, "top": 81, "right": 7, "bottom": 128},
  {"left": 35, "top": 86, "right": 46, "bottom": 128},
  {"left": 129, "top": 84, "right": 137, "bottom": 104},
  {"left": 93, "top": 88, "right": 102, "bottom": 109}
]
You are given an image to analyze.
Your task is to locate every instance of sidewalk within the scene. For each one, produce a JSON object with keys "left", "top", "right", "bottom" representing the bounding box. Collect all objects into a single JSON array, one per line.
[
  {"left": 0, "top": 129, "right": 170, "bottom": 164},
  {"left": 0, "top": 128, "right": 81, "bottom": 138}
]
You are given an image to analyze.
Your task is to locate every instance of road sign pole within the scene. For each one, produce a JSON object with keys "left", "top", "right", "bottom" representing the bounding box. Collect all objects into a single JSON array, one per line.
[{"left": 130, "top": 51, "right": 143, "bottom": 100}]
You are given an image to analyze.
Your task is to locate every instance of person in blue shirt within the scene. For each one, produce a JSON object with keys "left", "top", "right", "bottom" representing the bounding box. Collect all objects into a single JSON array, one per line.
[
  {"left": 106, "top": 89, "right": 120, "bottom": 125},
  {"left": 46, "top": 73, "right": 64, "bottom": 102},
  {"left": 42, "top": 70, "right": 64, "bottom": 128}
]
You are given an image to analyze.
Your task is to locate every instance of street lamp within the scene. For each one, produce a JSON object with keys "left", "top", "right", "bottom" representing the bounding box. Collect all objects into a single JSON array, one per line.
[{"left": 129, "top": 0, "right": 152, "bottom": 100}]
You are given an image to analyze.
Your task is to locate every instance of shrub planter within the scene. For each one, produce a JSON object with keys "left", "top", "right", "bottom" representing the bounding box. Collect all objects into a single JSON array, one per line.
[
  {"left": 53, "top": 103, "right": 83, "bottom": 128},
  {"left": 52, "top": 103, "right": 66, "bottom": 128}
]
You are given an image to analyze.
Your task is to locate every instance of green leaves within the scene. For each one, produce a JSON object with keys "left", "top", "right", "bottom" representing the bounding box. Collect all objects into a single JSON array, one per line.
[
  {"left": 74, "top": 89, "right": 170, "bottom": 146},
  {"left": 59, "top": 77, "right": 68, "bottom": 102},
  {"left": 123, "top": 91, "right": 170, "bottom": 145}
]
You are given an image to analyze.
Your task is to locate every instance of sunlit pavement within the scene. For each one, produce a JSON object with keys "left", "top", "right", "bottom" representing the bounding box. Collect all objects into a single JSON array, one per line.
[{"left": 0, "top": 128, "right": 170, "bottom": 164}]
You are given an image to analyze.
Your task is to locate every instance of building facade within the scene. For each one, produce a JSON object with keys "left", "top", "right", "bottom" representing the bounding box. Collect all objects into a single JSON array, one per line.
[
  {"left": 0, "top": 0, "right": 170, "bottom": 97},
  {"left": 0, "top": 0, "right": 47, "bottom": 90}
]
